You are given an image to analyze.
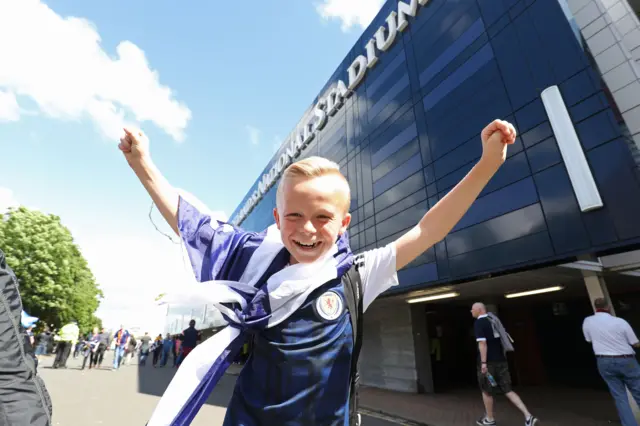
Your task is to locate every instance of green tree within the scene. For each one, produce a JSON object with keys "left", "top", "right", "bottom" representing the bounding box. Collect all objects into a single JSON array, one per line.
[{"left": 0, "top": 206, "right": 103, "bottom": 332}]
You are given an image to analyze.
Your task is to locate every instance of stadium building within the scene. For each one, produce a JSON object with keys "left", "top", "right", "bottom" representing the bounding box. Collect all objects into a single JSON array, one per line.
[{"left": 167, "top": 0, "right": 640, "bottom": 396}]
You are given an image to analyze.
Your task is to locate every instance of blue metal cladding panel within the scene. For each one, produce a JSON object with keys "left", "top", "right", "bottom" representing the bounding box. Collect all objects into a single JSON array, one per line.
[
  {"left": 232, "top": 0, "right": 640, "bottom": 294},
  {"left": 575, "top": 110, "right": 620, "bottom": 151},
  {"left": 373, "top": 154, "right": 423, "bottom": 197},
  {"left": 448, "top": 231, "right": 554, "bottom": 278},
  {"left": 526, "top": 136, "right": 563, "bottom": 174},
  {"left": 435, "top": 241, "right": 450, "bottom": 280},
  {"left": 419, "top": 18, "right": 486, "bottom": 87},
  {"left": 372, "top": 122, "right": 418, "bottom": 167},
  {"left": 398, "top": 262, "right": 438, "bottom": 289},
  {"left": 533, "top": 164, "right": 591, "bottom": 254},
  {"left": 376, "top": 187, "right": 427, "bottom": 224},
  {"left": 425, "top": 60, "right": 500, "bottom": 129},
  {"left": 587, "top": 139, "right": 640, "bottom": 240},
  {"left": 372, "top": 138, "right": 421, "bottom": 181},
  {"left": 477, "top": 0, "right": 509, "bottom": 27},
  {"left": 451, "top": 177, "right": 539, "bottom": 232},
  {"left": 446, "top": 204, "right": 548, "bottom": 257},
  {"left": 422, "top": 44, "right": 495, "bottom": 112}
]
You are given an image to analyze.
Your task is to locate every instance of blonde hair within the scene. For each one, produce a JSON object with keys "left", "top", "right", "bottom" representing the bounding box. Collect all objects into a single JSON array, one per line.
[{"left": 276, "top": 156, "right": 350, "bottom": 211}]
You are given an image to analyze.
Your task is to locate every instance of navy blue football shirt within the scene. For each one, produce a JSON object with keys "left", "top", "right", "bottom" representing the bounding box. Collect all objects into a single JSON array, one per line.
[
  {"left": 223, "top": 246, "right": 398, "bottom": 426},
  {"left": 177, "top": 197, "right": 399, "bottom": 425}
]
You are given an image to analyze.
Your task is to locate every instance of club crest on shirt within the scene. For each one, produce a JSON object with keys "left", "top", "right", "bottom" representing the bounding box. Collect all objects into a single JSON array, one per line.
[{"left": 315, "top": 290, "right": 344, "bottom": 321}]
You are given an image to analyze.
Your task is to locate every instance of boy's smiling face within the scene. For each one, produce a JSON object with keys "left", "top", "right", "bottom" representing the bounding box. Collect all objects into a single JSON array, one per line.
[{"left": 274, "top": 174, "right": 351, "bottom": 264}]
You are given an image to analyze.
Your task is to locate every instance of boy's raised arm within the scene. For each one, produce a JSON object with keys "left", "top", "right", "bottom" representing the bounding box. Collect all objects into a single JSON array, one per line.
[
  {"left": 394, "top": 119, "right": 516, "bottom": 270},
  {"left": 119, "top": 128, "right": 180, "bottom": 236}
]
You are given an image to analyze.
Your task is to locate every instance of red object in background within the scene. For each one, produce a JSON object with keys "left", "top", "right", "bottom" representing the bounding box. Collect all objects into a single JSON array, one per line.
[{"left": 182, "top": 346, "right": 194, "bottom": 359}]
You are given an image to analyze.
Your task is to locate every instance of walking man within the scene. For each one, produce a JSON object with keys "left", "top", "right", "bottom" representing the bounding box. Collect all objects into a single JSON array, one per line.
[
  {"left": 139, "top": 332, "right": 152, "bottom": 366},
  {"left": 34, "top": 326, "right": 52, "bottom": 361},
  {"left": 53, "top": 320, "right": 79, "bottom": 369},
  {"left": 583, "top": 297, "right": 640, "bottom": 426},
  {"left": 176, "top": 319, "right": 200, "bottom": 367},
  {"left": 158, "top": 334, "right": 171, "bottom": 367},
  {"left": 91, "top": 327, "right": 110, "bottom": 369},
  {"left": 112, "top": 325, "right": 130, "bottom": 370},
  {"left": 471, "top": 303, "right": 538, "bottom": 426}
]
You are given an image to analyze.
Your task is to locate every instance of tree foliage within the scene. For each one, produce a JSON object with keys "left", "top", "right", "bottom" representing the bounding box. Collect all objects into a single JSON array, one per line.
[{"left": 0, "top": 207, "right": 103, "bottom": 333}]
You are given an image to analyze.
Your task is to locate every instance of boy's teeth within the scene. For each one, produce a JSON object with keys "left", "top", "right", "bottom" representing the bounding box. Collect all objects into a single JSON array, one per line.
[{"left": 296, "top": 240, "right": 316, "bottom": 248}]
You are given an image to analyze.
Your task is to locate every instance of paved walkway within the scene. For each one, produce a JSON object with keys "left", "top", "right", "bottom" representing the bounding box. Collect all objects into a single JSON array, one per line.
[
  {"left": 223, "top": 363, "right": 622, "bottom": 425},
  {"left": 37, "top": 352, "right": 623, "bottom": 426},
  {"left": 36, "top": 354, "right": 398, "bottom": 426},
  {"left": 359, "top": 385, "right": 620, "bottom": 426}
]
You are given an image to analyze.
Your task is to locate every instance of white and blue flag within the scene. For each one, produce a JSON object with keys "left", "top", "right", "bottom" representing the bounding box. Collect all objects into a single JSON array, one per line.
[
  {"left": 147, "top": 195, "right": 353, "bottom": 426},
  {"left": 20, "top": 310, "right": 39, "bottom": 328}
]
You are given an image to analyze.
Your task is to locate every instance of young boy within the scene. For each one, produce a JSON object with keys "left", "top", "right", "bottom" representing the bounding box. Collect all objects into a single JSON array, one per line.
[{"left": 120, "top": 119, "right": 516, "bottom": 425}]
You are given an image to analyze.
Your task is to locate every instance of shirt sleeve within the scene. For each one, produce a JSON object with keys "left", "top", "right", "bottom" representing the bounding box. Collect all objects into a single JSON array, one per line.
[
  {"left": 357, "top": 243, "right": 399, "bottom": 312},
  {"left": 178, "top": 196, "right": 247, "bottom": 282},
  {"left": 475, "top": 320, "right": 487, "bottom": 342},
  {"left": 622, "top": 320, "right": 639, "bottom": 345},
  {"left": 582, "top": 319, "right": 591, "bottom": 343}
]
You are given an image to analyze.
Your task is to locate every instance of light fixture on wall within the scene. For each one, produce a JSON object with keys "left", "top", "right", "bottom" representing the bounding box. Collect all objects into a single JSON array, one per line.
[
  {"left": 540, "top": 85, "right": 603, "bottom": 212},
  {"left": 505, "top": 286, "right": 564, "bottom": 299},
  {"left": 406, "top": 292, "right": 460, "bottom": 304}
]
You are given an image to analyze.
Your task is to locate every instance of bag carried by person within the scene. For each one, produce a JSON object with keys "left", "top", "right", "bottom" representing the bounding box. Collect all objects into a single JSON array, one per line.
[
  {"left": 342, "top": 263, "right": 364, "bottom": 426},
  {"left": 487, "top": 312, "right": 515, "bottom": 353},
  {"left": 0, "top": 249, "right": 53, "bottom": 425}
]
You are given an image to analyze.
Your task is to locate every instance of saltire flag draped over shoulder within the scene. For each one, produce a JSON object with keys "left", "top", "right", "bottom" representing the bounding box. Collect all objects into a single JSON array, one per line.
[
  {"left": 146, "top": 192, "right": 354, "bottom": 426},
  {"left": 20, "top": 311, "right": 38, "bottom": 328}
]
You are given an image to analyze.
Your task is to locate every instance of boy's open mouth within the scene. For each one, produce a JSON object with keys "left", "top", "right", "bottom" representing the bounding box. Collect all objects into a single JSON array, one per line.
[{"left": 293, "top": 239, "right": 320, "bottom": 250}]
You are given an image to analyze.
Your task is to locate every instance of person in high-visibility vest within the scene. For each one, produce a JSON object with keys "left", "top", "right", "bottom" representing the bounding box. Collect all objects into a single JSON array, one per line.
[{"left": 52, "top": 321, "right": 79, "bottom": 369}]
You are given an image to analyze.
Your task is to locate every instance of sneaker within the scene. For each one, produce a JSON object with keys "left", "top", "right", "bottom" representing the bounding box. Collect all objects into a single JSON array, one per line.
[
  {"left": 476, "top": 417, "right": 497, "bottom": 425},
  {"left": 525, "top": 416, "right": 539, "bottom": 426}
]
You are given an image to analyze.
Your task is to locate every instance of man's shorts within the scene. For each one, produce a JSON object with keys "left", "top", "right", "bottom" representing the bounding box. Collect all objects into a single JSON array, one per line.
[
  {"left": 477, "top": 362, "right": 512, "bottom": 395},
  {"left": 181, "top": 346, "right": 194, "bottom": 358}
]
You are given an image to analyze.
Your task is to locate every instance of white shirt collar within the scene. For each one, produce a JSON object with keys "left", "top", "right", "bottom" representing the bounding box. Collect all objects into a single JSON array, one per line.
[{"left": 478, "top": 314, "right": 488, "bottom": 319}]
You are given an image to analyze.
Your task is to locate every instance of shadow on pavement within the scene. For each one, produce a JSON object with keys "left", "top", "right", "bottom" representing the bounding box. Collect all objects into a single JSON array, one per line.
[
  {"left": 136, "top": 363, "right": 399, "bottom": 425},
  {"left": 136, "top": 361, "right": 236, "bottom": 409}
]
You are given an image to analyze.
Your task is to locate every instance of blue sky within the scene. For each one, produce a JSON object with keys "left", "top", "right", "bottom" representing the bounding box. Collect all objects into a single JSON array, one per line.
[{"left": 0, "top": 0, "right": 384, "bottom": 331}]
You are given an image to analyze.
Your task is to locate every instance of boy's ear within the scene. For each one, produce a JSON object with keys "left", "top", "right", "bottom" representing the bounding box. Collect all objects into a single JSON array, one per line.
[
  {"left": 273, "top": 208, "right": 281, "bottom": 229},
  {"left": 339, "top": 213, "right": 351, "bottom": 236}
]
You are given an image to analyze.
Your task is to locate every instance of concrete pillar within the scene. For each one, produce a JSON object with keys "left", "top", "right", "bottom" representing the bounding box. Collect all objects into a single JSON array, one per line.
[
  {"left": 582, "top": 270, "right": 616, "bottom": 314},
  {"left": 360, "top": 299, "right": 418, "bottom": 392},
  {"left": 582, "top": 271, "right": 640, "bottom": 423},
  {"left": 410, "top": 304, "right": 433, "bottom": 393}
]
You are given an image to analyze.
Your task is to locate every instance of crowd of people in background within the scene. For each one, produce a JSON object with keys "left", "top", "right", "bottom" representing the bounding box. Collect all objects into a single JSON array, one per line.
[{"left": 28, "top": 319, "right": 207, "bottom": 372}]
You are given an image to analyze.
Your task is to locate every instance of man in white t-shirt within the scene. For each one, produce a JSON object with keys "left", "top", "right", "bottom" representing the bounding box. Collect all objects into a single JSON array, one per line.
[{"left": 583, "top": 298, "right": 640, "bottom": 426}]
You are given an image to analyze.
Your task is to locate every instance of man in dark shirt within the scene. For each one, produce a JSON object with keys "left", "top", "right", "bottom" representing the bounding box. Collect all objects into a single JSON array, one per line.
[
  {"left": 91, "top": 328, "right": 110, "bottom": 369},
  {"left": 35, "top": 327, "right": 51, "bottom": 360},
  {"left": 472, "top": 303, "right": 538, "bottom": 426},
  {"left": 177, "top": 319, "right": 201, "bottom": 366}
]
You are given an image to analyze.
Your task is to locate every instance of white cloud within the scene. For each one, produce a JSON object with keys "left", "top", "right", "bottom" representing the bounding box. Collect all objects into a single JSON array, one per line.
[
  {"left": 0, "top": 187, "right": 20, "bottom": 213},
  {"left": 246, "top": 125, "right": 260, "bottom": 145},
  {"left": 75, "top": 228, "right": 189, "bottom": 334},
  {"left": 316, "top": 0, "right": 385, "bottom": 32},
  {"left": 0, "top": 0, "right": 191, "bottom": 142},
  {"left": 0, "top": 90, "right": 20, "bottom": 122}
]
